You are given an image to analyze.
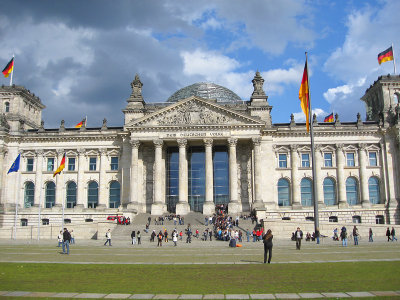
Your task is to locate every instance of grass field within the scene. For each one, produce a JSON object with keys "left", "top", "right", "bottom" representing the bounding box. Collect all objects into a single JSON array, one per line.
[{"left": 0, "top": 261, "right": 399, "bottom": 294}]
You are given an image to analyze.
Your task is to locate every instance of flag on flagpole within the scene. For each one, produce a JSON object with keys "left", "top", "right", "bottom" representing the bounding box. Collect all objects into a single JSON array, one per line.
[
  {"left": 324, "top": 112, "right": 334, "bottom": 122},
  {"left": 53, "top": 153, "right": 66, "bottom": 177},
  {"left": 378, "top": 46, "right": 394, "bottom": 65},
  {"left": 299, "top": 61, "right": 310, "bottom": 132},
  {"left": 75, "top": 118, "right": 86, "bottom": 128},
  {"left": 7, "top": 153, "right": 21, "bottom": 174},
  {"left": 2, "top": 58, "right": 14, "bottom": 78}
]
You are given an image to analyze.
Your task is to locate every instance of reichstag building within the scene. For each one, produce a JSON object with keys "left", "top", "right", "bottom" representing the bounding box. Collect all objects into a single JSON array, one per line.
[{"left": 0, "top": 72, "right": 400, "bottom": 229}]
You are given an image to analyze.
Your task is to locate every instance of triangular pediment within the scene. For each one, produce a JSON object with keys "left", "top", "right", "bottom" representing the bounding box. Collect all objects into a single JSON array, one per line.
[{"left": 126, "top": 96, "right": 264, "bottom": 128}]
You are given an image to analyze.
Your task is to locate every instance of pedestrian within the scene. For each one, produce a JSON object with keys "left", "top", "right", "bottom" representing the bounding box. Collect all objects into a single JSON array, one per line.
[
  {"left": 186, "top": 224, "right": 192, "bottom": 243},
  {"left": 179, "top": 230, "right": 183, "bottom": 241},
  {"left": 263, "top": 229, "right": 273, "bottom": 264},
  {"left": 295, "top": 227, "right": 303, "bottom": 250},
  {"left": 341, "top": 226, "right": 348, "bottom": 247},
  {"left": 386, "top": 227, "right": 391, "bottom": 241},
  {"left": 131, "top": 230, "right": 136, "bottom": 245},
  {"left": 353, "top": 226, "right": 359, "bottom": 245},
  {"left": 369, "top": 228, "right": 373, "bottom": 242},
  {"left": 246, "top": 229, "right": 250, "bottom": 242},
  {"left": 104, "top": 229, "right": 112, "bottom": 246},
  {"left": 57, "top": 231, "right": 63, "bottom": 247},
  {"left": 70, "top": 230, "right": 75, "bottom": 244},
  {"left": 172, "top": 230, "right": 178, "bottom": 246},
  {"left": 164, "top": 230, "right": 169, "bottom": 242},
  {"left": 315, "top": 228, "right": 320, "bottom": 244},
  {"left": 148, "top": 216, "right": 151, "bottom": 225},
  {"left": 62, "top": 228, "right": 71, "bottom": 255},
  {"left": 137, "top": 231, "right": 141, "bottom": 245},
  {"left": 209, "top": 229, "right": 212, "bottom": 241},
  {"left": 205, "top": 216, "right": 208, "bottom": 226},
  {"left": 157, "top": 231, "right": 163, "bottom": 247},
  {"left": 391, "top": 227, "right": 398, "bottom": 241}
]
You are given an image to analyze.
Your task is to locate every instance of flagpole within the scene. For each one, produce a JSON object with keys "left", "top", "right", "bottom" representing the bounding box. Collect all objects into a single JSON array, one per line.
[
  {"left": 13, "top": 168, "right": 21, "bottom": 239},
  {"left": 305, "top": 52, "right": 320, "bottom": 233},
  {"left": 392, "top": 43, "right": 397, "bottom": 75},
  {"left": 9, "top": 54, "right": 14, "bottom": 86},
  {"left": 38, "top": 184, "right": 43, "bottom": 240},
  {"left": 61, "top": 172, "right": 65, "bottom": 231}
]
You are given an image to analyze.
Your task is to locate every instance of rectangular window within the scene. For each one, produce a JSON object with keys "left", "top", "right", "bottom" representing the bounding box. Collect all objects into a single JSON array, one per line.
[
  {"left": 346, "top": 153, "right": 355, "bottom": 167},
  {"left": 47, "top": 158, "right": 55, "bottom": 171},
  {"left": 369, "top": 152, "right": 377, "bottom": 166},
  {"left": 68, "top": 157, "right": 76, "bottom": 171},
  {"left": 278, "top": 154, "right": 287, "bottom": 168},
  {"left": 301, "top": 153, "right": 310, "bottom": 167},
  {"left": 89, "top": 157, "right": 97, "bottom": 171},
  {"left": 27, "top": 158, "right": 34, "bottom": 172},
  {"left": 110, "top": 157, "right": 119, "bottom": 170},
  {"left": 324, "top": 153, "right": 333, "bottom": 167}
]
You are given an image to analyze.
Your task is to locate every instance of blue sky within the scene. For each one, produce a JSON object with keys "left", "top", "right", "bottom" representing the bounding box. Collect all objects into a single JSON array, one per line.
[{"left": 0, "top": 0, "right": 399, "bottom": 127}]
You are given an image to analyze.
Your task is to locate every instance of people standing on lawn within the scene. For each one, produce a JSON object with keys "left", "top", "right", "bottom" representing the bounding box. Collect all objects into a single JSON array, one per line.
[
  {"left": 341, "top": 226, "right": 348, "bottom": 247},
  {"left": 62, "top": 227, "right": 71, "bottom": 254},
  {"left": 386, "top": 227, "right": 391, "bottom": 241},
  {"left": 104, "top": 229, "right": 112, "bottom": 246},
  {"left": 263, "top": 229, "right": 273, "bottom": 264},
  {"left": 295, "top": 227, "right": 303, "bottom": 250},
  {"left": 391, "top": 227, "right": 398, "bottom": 241},
  {"left": 369, "top": 228, "right": 373, "bottom": 242},
  {"left": 353, "top": 226, "right": 359, "bottom": 245}
]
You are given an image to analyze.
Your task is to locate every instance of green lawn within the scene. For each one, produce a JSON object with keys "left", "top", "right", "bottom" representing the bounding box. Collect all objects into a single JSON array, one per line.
[{"left": 0, "top": 261, "right": 399, "bottom": 294}]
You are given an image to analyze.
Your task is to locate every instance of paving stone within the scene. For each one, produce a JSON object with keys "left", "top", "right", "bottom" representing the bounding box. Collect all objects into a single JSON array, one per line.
[
  {"left": 203, "top": 295, "right": 225, "bottom": 299},
  {"left": 26, "top": 292, "right": 57, "bottom": 297},
  {"left": 250, "top": 294, "right": 275, "bottom": 299},
  {"left": 298, "top": 293, "right": 323, "bottom": 298},
  {"left": 129, "top": 294, "right": 155, "bottom": 299},
  {"left": 178, "top": 294, "right": 203, "bottom": 299},
  {"left": 75, "top": 293, "right": 107, "bottom": 298},
  {"left": 105, "top": 293, "right": 132, "bottom": 299},
  {"left": 371, "top": 291, "right": 400, "bottom": 296},
  {"left": 53, "top": 292, "right": 80, "bottom": 298},
  {"left": 0, "top": 291, "right": 10, "bottom": 296},
  {"left": 346, "top": 292, "right": 375, "bottom": 297},
  {"left": 226, "top": 295, "right": 250, "bottom": 299},
  {"left": 322, "top": 292, "right": 350, "bottom": 298},
  {"left": 274, "top": 294, "right": 300, "bottom": 299},
  {"left": 3, "top": 291, "right": 31, "bottom": 297},
  {"left": 153, "top": 295, "right": 180, "bottom": 299}
]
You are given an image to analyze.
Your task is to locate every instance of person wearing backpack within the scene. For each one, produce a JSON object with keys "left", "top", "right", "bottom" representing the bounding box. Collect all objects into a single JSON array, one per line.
[
  {"left": 157, "top": 231, "right": 163, "bottom": 247},
  {"left": 340, "top": 227, "right": 347, "bottom": 247}
]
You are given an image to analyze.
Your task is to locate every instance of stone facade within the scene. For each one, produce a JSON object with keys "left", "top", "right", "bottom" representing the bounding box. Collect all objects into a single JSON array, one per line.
[{"left": 1, "top": 73, "right": 400, "bottom": 236}]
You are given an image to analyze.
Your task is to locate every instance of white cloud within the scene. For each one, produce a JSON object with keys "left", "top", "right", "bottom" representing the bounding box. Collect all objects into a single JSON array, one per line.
[
  {"left": 200, "top": 17, "right": 222, "bottom": 30},
  {"left": 293, "top": 108, "right": 326, "bottom": 122},
  {"left": 323, "top": 77, "right": 366, "bottom": 104}
]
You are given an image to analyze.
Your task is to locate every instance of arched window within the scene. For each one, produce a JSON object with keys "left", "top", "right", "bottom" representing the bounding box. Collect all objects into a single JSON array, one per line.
[
  {"left": 45, "top": 182, "right": 56, "bottom": 208},
  {"left": 88, "top": 181, "right": 98, "bottom": 208},
  {"left": 277, "top": 178, "right": 290, "bottom": 206},
  {"left": 301, "top": 178, "right": 313, "bottom": 206},
  {"left": 24, "top": 182, "right": 34, "bottom": 208},
  {"left": 5, "top": 101, "right": 10, "bottom": 113},
  {"left": 109, "top": 181, "right": 120, "bottom": 208},
  {"left": 323, "top": 177, "right": 336, "bottom": 205},
  {"left": 368, "top": 177, "right": 380, "bottom": 204},
  {"left": 66, "top": 181, "right": 77, "bottom": 208},
  {"left": 346, "top": 177, "right": 359, "bottom": 205}
]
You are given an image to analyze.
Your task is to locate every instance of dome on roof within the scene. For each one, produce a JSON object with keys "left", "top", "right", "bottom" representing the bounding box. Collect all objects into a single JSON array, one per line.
[{"left": 167, "top": 82, "right": 242, "bottom": 103}]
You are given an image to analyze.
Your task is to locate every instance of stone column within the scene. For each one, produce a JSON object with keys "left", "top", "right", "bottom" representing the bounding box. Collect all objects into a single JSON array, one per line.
[
  {"left": 314, "top": 145, "right": 325, "bottom": 207},
  {"left": 290, "top": 145, "right": 301, "bottom": 209},
  {"left": 151, "top": 139, "right": 166, "bottom": 215},
  {"left": 358, "top": 143, "right": 371, "bottom": 207},
  {"left": 34, "top": 150, "right": 44, "bottom": 208},
  {"left": 127, "top": 140, "right": 140, "bottom": 211},
  {"left": 0, "top": 147, "right": 6, "bottom": 207},
  {"left": 203, "top": 138, "right": 215, "bottom": 215},
  {"left": 176, "top": 139, "right": 190, "bottom": 215},
  {"left": 54, "top": 149, "right": 65, "bottom": 208},
  {"left": 97, "top": 149, "right": 107, "bottom": 209},
  {"left": 252, "top": 137, "right": 264, "bottom": 209},
  {"left": 336, "top": 144, "right": 348, "bottom": 208},
  {"left": 228, "top": 138, "right": 241, "bottom": 214},
  {"left": 76, "top": 148, "right": 86, "bottom": 209}
]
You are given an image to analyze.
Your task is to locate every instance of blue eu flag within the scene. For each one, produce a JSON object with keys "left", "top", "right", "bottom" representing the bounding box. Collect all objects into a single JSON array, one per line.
[{"left": 8, "top": 153, "right": 21, "bottom": 174}]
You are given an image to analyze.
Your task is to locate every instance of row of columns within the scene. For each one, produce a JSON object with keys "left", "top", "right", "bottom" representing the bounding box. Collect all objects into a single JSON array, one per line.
[{"left": 129, "top": 137, "right": 263, "bottom": 215}]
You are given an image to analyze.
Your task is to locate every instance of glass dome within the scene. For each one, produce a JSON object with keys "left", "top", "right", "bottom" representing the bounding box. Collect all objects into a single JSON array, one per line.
[{"left": 167, "top": 82, "right": 242, "bottom": 103}]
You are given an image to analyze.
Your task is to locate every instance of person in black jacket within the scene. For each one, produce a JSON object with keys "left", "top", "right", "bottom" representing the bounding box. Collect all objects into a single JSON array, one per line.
[
  {"left": 295, "top": 227, "right": 303, "bottom": 250},
  {"left": 62, "top": 228, "right": 71, "bottom": 255},
  {"left": 263, "top": 229, "right": 273, "bottom": 264}
]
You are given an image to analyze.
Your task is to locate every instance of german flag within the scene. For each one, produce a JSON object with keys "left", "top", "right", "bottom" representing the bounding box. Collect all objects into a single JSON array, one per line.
[
  {"left": 2, "top": 58, "right": 14, "bottom": 78},
  {"left": 75, "top": 118, "right": 86, "bottom": 128},
  {"left": 378, "top": 46, "right": 394, "bottom": 65},
  {"left": 299, "top": 61, "right": 310, "bottom": 132},
  {"left": 53, "top": 153, "right": 66, "bottom": 177},
  {"left": 324, "top": 112, "right": 334, "bottom": 123}
]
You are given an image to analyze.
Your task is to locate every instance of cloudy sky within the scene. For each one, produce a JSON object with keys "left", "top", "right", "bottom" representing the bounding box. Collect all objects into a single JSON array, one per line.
[{"left": 0, "top": 0, "right": 399, "bottom": 127}]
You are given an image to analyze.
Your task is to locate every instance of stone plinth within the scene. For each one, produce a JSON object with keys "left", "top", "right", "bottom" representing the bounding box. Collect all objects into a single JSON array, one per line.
[
  {"left": 151, "top": 203, "right": 166, "bottom": 215},
  {"left": 228, "top": 202, "right": 242, "bottom": 214},
  {"left": 202, "top": 202, "right": 215, "bottom": 215},
  {"left": 176, "top": 202, "right": 190, "bottom": 215}
]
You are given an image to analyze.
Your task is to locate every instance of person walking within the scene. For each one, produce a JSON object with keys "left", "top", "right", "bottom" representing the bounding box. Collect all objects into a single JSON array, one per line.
[
  {"left": 391, "top": 227, "right": 398, "bottom": 242},
  {"left": 341, "top": 226, "right": 348, "bottom": 247},
  {"left": 131, "top": 230, "right": 136, "bottom": 245},
  {"left": 172, "top": 230, "right": 178, "bottom": 246},
  {"left": 70, "top": 230, "right": 75, "bottom": 244},
  {"left": 137, "top": 231, "right": 141, "bottom": 245},
  {"left": 157, "top": 231, "right": 163, "bottom": 247},
  {"left": 104, "top": 229, "right": 112, "bottom": 246},
  {"left": 353, "top": 226, "right": 359, "bottom": 245},
  {"left": 62, "top": 228, "right": 71, "bottom": 255},
  {"left": 263, "top": 229, "right": 273, "bottom": 264},
  {"left": 295, "top": 227, "right": 303, "bottom": 250},
  {"left": 368, "top": 228, "right": 373, "bottom": 242},
  {"left": 386, "top": 227, "right": 391, "bottom": 242}
]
